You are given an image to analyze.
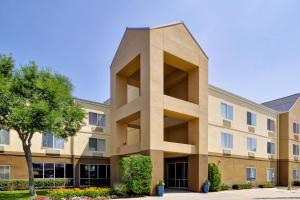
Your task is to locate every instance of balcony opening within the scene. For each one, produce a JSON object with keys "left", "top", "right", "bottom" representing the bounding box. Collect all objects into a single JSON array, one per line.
[
  {"left": 164, "top": 115, "right": 188, "bottom": 144},
  {"left": 116, "top": 55, "right": 140, "bottom": 107},
  {"left": 164, "top": 52, "right": 199, "bottom": 104}
]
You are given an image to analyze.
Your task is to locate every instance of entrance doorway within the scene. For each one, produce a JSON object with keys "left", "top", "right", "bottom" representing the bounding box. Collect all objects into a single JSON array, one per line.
[{"left": 167, "top": 162, "right": 188, "bottom": 189}]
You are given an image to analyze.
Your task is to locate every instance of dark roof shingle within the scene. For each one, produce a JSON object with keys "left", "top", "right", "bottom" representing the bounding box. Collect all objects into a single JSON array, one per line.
[{"left": 262, "top": 93, "right": 300, "bottom": 112}]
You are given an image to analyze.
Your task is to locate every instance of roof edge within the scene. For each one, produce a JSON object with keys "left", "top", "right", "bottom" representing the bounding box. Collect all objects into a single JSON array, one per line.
[
  {"left": 75, "top": 97, "right": 110, "bottom": 108},
  {"left": 209, "top": 84, "right": 278, "bottom": 114}
]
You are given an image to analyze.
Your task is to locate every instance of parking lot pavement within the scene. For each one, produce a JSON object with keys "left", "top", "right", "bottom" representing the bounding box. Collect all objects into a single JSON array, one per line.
[{"left": 118, "top": 188, "right": 300, "bottom": 200}]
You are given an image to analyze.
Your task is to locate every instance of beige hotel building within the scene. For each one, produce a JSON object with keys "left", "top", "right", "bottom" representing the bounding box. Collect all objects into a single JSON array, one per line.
[{"left": 0, "top": 22, "right": 300, "bottom": 193}]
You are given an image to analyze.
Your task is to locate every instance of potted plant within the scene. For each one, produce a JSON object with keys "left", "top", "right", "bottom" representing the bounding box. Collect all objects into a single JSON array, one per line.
[
  {"left": 202, "top": 179, "right": 210, "bottom": 193},
  {"left": 156, "top": 180, "right": 165, "bottom": 196}
]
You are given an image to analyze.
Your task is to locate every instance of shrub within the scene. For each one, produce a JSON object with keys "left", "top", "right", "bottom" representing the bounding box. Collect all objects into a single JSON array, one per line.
[
  {"left": 258, "top": 183, "right": 275, "bottom": 188},
  {"left": 48, "top": 187, "right": 111, "bottom": 199},
  {"left": 119, "top": 155, "right": 152, "bottom": 195},
  {"left": 293, "top": 181, "right": 300, "bottom": 186},
  {"left": 220, "top": 183, "right": 230, "bottom": 191},
  {"left": 112, "top": 183, "right": 128, "bottom": 197},
  {"left": 208, "top": 163, "right": 221, "bottom": 192},
  {"left": 0, "top": 179, "right": 69, "bottom": 191},
  {"left": 232, "top": 183, "right": 252, "bottom": 190}
]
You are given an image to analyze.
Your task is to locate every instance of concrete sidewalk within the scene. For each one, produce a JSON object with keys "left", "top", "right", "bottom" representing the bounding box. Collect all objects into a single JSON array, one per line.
[{"left": 118, "top": 188, "right": 300, "bottom": 200}]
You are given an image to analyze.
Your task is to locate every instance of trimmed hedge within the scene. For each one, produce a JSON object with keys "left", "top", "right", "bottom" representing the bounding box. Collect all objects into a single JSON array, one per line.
[
  {"left": 119, "top": 155, "right": 152, "bottom": 195},
  {"left": 208, "top": 163, "right": 221, "bottom": 192},
  {"left": 294, "top": 181, "right": 300, "bottom": 186},
  {"left": 112, "top": 183, "right": 128, "bottom": 197},
  {"left": 48, "top": 187, "right": 111, "bottom": 199},
  {"left": 258, "top": 183, "right": 275, "bottom": 188},
  {"left": 232, "top": 183, "right": 252, "bottom": 190},
  {"left": 220, "top": 183, "right": 230, "bottom": 191},
  {"left": 0, "top": 179, "right": 70, "bottom": 191}
]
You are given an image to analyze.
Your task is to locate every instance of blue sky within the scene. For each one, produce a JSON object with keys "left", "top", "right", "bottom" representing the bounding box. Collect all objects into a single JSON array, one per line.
[{"left": 1, "top": 0, "right": 300, "bottom": 103}]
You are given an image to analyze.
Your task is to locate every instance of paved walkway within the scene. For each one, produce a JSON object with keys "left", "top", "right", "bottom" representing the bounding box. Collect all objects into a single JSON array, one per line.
[{"left": 118, "top": 188, "right": 300, "bottom": 200}]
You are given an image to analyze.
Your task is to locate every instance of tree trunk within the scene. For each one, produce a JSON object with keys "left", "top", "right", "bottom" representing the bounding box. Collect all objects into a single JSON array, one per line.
[{"left": 23, "top": 144, "right": 36, "bottom": 196}]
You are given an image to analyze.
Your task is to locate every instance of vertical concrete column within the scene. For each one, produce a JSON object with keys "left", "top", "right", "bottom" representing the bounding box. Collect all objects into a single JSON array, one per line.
[{"left": 149, "top": 150, "right": 164, "bottom": 195}]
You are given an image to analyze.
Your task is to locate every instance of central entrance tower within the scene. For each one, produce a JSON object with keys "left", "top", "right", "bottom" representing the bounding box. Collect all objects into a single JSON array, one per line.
[{"left": 110, "top": 22, "right": 208, "bottom": 194}]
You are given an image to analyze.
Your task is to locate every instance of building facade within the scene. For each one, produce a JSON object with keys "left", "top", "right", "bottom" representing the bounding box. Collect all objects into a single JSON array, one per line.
[{"left": 0, "top": 22, "right": 300, "bottom": 193}]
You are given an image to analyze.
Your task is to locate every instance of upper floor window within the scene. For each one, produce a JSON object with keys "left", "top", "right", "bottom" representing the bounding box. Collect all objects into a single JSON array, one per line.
[
  {"left": 267, "top": 119, "right": 275, "bottom": 132},
  {"left": 247, "top": 112, "right": 256, "bottom": 126},
  {"left": 0, "top": 165, "right": 9, "bottom": 180},
  {"left": 89, "top": 112, "right": 106, "bottom": 127},
  {"left": 42, "top": 133, "right": 64, "bottom": 149},
  {"left": 89, "top": 138, "right": 106, "bottom": 152},
  {"left": 0, "top": 129, "right": 9, "bottom": 145},
  {"left": 221, "top": 103, "right": 233, "bottom": 120},
  {"left": 293, "top": 123, "right": 300, "bottom": 134},
  {"left": 221, "top": 132, "right": 233, "bottom": 149},
  {"left": 267, "top": 142, "right": 275, "bottom": 154},
  {"left": 246, "top": 167, "right": 256, "bottom": 181},
  {"left": 293, "top": 169, "right": 300, "bottom": 180},
  {"left": 247, "top": 137, "right": 257, "bottom": 152},
  {"left": 293, "top": 144, "right": 300, "bottom": 156}
]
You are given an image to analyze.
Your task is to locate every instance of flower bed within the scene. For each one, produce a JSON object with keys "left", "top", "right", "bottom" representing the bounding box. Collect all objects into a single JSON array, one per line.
[{"left": 47, "top": 187, "right": 111, "bottom": 199}]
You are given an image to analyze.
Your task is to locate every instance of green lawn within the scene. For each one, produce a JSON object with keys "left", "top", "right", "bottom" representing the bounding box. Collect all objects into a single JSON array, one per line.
[{"left": 0, "top": 190, "right": 49, "bottom": 200}]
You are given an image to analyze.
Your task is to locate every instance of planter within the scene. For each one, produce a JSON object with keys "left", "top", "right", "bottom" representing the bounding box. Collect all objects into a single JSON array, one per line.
[
  {"left": 156, "top": 185, "right": 164, "bottom": 196},
  {"left": 202, "top": 183, "right": 209, "bottom": 193}
]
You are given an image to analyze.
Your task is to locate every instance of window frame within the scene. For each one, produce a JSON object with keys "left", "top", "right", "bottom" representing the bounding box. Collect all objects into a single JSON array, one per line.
[
  {"left": 221, "top": 103, "right": 233, "bottom": 121},
  {"left": 0, "top": 165, "right": 10, "bottom": 180},
  {"left": 0, "top": 129, "right": 10, "bottom": 145},
  {"left": 293, "top": 144, "right": 299, "bottom": 156},
  {"left": 267, "top": 119, "right": 275, "bottom": 132},
  {"left": 293, "top": 169, "right": 300, "bottom": 180},
  {"left": 267, "top": 142, "right": 275, "bottom": 155},
  {"left": 88, "top": 138, "right": 106, "bottom": 153},
  {"left": 79, "top": 164, "right": 110, "bottom": 187},
  {"left": 221, "top": 132, "right": 233, "bottom": 150},
  {"left": 247, "top": 137, "right": 257, "bottom": 152},
  {"left": 266, "top": 168, "right": 275, "bottom": 182},
  {"left": 42, "top": 133, "right": 64, "bottom": 149},
  {"left": 89, "top": 112, "right": 106, "bottom": 127},
  {"left": 247, "top": 111, "right": 256, "bottom": 127},
  {"left": 246, "top": 167, "right": 256, "bottom": 181},
  {"left": 293, "top": 123, "right": 300, "bottom": 134}
]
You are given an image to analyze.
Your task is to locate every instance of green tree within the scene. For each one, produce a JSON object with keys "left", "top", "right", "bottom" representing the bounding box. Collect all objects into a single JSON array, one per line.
[
  {"left": 0, "top": 54, "right": 85, "bottom": 196},
  {"left": 208, "top": 163, "right": 221, "bottom": 192}
]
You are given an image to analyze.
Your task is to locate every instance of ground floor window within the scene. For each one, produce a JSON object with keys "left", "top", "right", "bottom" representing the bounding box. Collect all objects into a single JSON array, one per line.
[
  {"left": 267, "top": 168, "right": 275, "bottom": 182},
  {"left": 246, "top": 167, "right": 256, "bottom": 181},
  {"left": 0, "top": 165, "right": 10, "bottom": 180},
  {"left": 79, "top": 164, "right": 110, "bottom": 187},
  {"left": 33, "top": 162, "right": 74, "bottom": 186},
  {"left": 293, "top": 169, "right": 300, "bottom": 180}
]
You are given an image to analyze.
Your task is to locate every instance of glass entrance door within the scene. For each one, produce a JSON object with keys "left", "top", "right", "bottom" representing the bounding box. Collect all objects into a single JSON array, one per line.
[{"left": 167, "top": 162, "right": 188, "bottom": 189}]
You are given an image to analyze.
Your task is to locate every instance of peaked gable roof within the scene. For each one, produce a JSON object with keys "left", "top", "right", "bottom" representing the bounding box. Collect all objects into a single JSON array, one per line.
[
  {"left": 262, "top": 93, "right": 300, "bottom": 112},
  {"left": 126, "top": 21, "right": 208, "bottom": 59}
]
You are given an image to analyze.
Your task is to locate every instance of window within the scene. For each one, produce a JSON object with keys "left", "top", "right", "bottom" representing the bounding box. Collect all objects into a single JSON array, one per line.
[
  {"left": 221, "top": 103, "right": 233, "bottom": 120},
  {"left": 267, "top": 168, "right": 275, "bottom": 182},
  {"left": 293, "top": 169, "right": 300, "bottom": 180},
  {"left": 267, "top": 119, "right": 275, "bottom": 132},
  {"left": 247, "top": 137, "right": 257, "bottom": 152},
  {"left": 33, "top": 162, "right": 74, "bottom": 186},
  {"left": 80, "top": 164, "right": 110, "bottom": 186},
  {"left": 89, "top": 112, "right": 106, "bottom": 127},
  {"left": 293, "top": 144, "right": 299, "bottom": 156},
  {"left": 221, "top": 132, "right": 233, "bottom": 149},
  {"left": 42, "top": 133, "right": 64, "bottom": 149},
  {"left": 293, "top": 123, "right": 300, "bottom": 134},
  {"left": 89, "top": 138, "right": 106, "bottom": 152},
  {"left": 0, "top": 165, "right": 9, "bottom": 180},
  {"left": 0, "top": 129, "right": 9, "bottom": 145},
  {"left": 246, "top": 167, "right": 256, "bottom": 181},
  {"left": 267, "top": 142, "right": 275, "bottom": 154},
  {"left": 247, "top": 112, "right": 256, "bottom": 126}
]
